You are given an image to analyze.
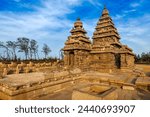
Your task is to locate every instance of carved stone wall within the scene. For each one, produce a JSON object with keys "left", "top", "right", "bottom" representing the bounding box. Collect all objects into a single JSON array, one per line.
[
  {"left": 63, "top": 7, "right": 135, "bottom": 72},
  {"left": 63, "top": 18, "right": 91, "bottom": 68}
]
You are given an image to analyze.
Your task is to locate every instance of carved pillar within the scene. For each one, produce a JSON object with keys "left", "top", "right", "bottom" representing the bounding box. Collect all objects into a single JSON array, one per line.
[
  {"left": 74, "top": 50, "right": 78, "bottom": 66},
  {"left": 121, "top": 53, "right": 130, "bottom": 69},
  {"left": 64, "top": 51, "right": 69, "bottom": 66}
]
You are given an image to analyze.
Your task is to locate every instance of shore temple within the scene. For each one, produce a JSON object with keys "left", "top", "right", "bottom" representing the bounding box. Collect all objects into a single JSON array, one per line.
[{"left": 63, "top": 6, "right": 135, "bottom": 72}]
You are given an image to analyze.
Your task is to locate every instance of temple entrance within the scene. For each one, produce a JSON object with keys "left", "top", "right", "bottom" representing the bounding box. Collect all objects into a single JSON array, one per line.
[
  {"left": 69, "top": 51, "right": 74, "bottom": 66},
  {"left": 115, "top": 54, "right": 121, "bottom": 69}
]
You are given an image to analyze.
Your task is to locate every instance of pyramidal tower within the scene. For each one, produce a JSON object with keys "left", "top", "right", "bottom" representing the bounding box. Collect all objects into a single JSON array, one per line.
[
  {"left": 63, "top": 18, "right": 91, "bottom": 67},
  {"left": 63, "top": 6, "right": 135, "bottom": 72},
  {"left": 92, "top": 6, "right": 121, "bottom": 51},
  {"left": 90, "top": 6, "right": 134, "bottom": 72}
]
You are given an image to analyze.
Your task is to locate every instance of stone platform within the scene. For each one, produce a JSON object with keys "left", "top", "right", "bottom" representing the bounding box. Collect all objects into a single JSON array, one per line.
[
  {"left": 0, "top": 72, "right": 76, "bottom": 100},
  {"left": 0, "top": 69, "right": 150, "bottom": 100}
]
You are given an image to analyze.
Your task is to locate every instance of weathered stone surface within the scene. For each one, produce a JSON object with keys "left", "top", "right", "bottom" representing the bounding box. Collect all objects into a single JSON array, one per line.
[
  {"left": 122, "top": 86, "right": 135, "bottom": 90},
  {"left": 63, "top": 18, "right": 91, "bottom": 68},
  {"left": 136, "top": 77, "right": 150, "bottom": 86},
  {"left": 70, "top": 68, "right": 81, "bottom": 74},
  {"left": 63, "top": 6, "right": 135, "bottom": 72},
  {"left": 53, "top": 71, "right": 69, "bottom": 78},
  {"left": 72, "top": 90, "right": 102, "bottom": 100},
  {"left": 72, "top": 84, "right": 118, "bottom": 100},
  {"left": 3, "top": 68, "right": 8, "bottom": 76},
  {"left": 0, "top": 72, "right": 73, "bottom": 100}
]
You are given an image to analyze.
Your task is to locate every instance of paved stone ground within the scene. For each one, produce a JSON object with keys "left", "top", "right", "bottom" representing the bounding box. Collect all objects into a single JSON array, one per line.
[
  {"left": 36, "top": 88, "right": 73, "bottom": 100},
  {"left": 34, "top": 86, "right": 150, "bottom": 100},
  {"left": 0, "top": 72, "right": 46, "bottom": 87}
]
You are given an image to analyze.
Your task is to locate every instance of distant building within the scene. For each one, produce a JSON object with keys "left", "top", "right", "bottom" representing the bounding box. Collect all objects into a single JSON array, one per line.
[{"left": 63, "top": 6, "right": 135, "bottom": 72}]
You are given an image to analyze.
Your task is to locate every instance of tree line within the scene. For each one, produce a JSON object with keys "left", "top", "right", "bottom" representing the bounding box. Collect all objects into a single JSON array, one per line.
[
  {"left": 0, "top": 37, "right": 51, "bottom": 61},
  {"left": 135, "top": 52, "right": 150, "bottom": 64}
]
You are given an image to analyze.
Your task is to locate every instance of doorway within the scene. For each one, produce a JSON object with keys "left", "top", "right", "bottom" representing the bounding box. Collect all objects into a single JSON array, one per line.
[
  {"left": 69, "top": 51, "right": 74, "bottom": 66},
  {"left": 115, "top": 54, "right": 121, "bottom": 69}
]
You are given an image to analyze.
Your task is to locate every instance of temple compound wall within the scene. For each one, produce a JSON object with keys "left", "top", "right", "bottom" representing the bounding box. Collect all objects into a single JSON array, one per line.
[{"left": 63, "top": 7, "right": 135, "bottom": 72}]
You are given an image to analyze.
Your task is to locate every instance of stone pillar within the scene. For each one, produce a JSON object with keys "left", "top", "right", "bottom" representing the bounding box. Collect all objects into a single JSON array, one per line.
[
  {"left": 21, "top": 62, "right": 24, "bottom": 66},
  {"left": 25, "top": 67, "right": 29, "bottom": 73},
  {"left": 16, "top": 66, "right": 20, "bottom": 74},
  {"left": 120, "top": 54, "right": 127, "bottom": 69},
  {"left": 74, "top": 51, "right": 78, "bottom": 66},
  {"left": 126, "top": 54, "right": 135, "bottom": 68},
  {"left": 64, "top": 51, "right": 69, "bottom": 66},
  {"left": 3, "top": 68, "right": 8, "bottom": 76},
  {"left": 29, "top": 61, "right": 34, "bottom": 67}
]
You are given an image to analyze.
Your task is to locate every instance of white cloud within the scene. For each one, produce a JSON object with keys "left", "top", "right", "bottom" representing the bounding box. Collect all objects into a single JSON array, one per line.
[
  {"left": 112, "top": 14, "right": 126, "bottom": 20},
  {"left": 0, "top": 0, "right": 149, "bottom": 57},
  {"left": 115, "top": 14, "right": 150, "bottom": 54},
  {"left": 13, "top": 0, "right": 21, "bottom": 2},
  {"left": 123, "top": 9, "right": 136, "bottom": 14},
  {"left": 130, "top": 3, "right": 140, "bottom": 8},
  {"left": 0, "top": 0, "right": 83, "bottom": 57},
  {"left": 88, "top": 0, "right": 102, "bottom": 8},
  {"left": 130, "top": 0, "right": 144, "bottom": 8}
]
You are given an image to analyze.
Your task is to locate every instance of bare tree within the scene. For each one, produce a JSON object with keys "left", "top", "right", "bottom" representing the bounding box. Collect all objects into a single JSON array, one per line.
[
  {"left": 42, "top": 44, "right": 51, "bottom": 59},
  {"left": 0, "top": 41, "right": 11, "bottom": 60},
  {"left": 59, "top": 49, "right": 64, "bottom": 60},
  {"left": 29, "top": 39, "right": 39, "bottom": 60},
  {"left": 6, "top": 41, "right": 17, "bottom": 60},
  {"left": 17, "top": 37, "right": 30, "bottom": 60}
]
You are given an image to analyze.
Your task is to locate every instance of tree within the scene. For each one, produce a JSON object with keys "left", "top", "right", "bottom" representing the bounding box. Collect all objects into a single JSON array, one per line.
[
  {"left": 17, "top": 37, "right": 30, "bottom": 60},
  {"left": 135, "top": 54, "right": 141, "bottom": 63},
  {"left": 42, "top": 44, "right": 51, "bottom": 59},
  {"left": 59, "top": 49, "right": 64, "bottom": 60},
  {"left": 0, "top": 41, "right": 11, "bottom": 60},
  {"left": 29, "top": 39, "right": 39, "bottom": 60},
  {"left": 135, "top": 52, "right": 150, "bottom": 64},
  {"left": 6, "top": 41, "right": 17, "bottom": 60}
]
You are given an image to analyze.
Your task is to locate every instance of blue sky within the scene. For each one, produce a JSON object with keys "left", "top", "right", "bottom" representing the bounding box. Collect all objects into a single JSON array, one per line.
[{"left": 0, "top": 0, "right": 150, "bottom": 58}]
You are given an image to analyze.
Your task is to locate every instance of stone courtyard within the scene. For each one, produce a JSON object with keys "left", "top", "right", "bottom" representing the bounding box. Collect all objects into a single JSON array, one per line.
[
  {"left": 0, "top": 6, "right": 150, "bottom": 100},
  {"left": 0, "top": 67, "right": 150, "bottom": 100}
]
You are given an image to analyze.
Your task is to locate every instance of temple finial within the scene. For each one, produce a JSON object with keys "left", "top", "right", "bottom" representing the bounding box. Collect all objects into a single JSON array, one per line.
[
  {"left": 102, "top": 4, "right": 109, "bottom": 15},
  {"left": 104, "top": 4, "right": 107, "bottom": 9},
  {"left": 74, "top": 17, "right": 82, "bottom": 28},
  {"left": 77, "top": 17, "right": 80, "bottom": 21}
]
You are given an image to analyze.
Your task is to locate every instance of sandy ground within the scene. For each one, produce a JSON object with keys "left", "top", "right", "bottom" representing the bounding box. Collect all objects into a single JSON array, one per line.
[
  {"left": 135, "top": 64, "right": 150, "bottom": 76},
  {"left": 135, "top": 64, "right": 150, "bottom": 72}
]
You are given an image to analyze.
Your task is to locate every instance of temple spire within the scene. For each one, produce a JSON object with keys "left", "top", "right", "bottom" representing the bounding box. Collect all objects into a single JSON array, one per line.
[
  {"left": 63, "top": 18, "right": 91, "bottom": 67},
  {"left": 102, "top": 5, "right": 109, "bottom": 15},
  {"left": 64, "top": 18, "right": 91, "bottom": 47},
  {"left": 92, "top": 6, "right": 121, "bottom": 52},
  {"left": 104, "top": 4, "right": 106, "bottom": 9},
  {"left": 73, "top": 17, "right": 83, "bottom": 28},
  {"left": 77, "top": 17, "right": 80, "bottom": 21}
]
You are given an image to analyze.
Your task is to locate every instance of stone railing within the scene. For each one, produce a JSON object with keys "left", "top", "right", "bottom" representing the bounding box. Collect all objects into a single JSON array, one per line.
[{"left": 0, "top": 61, "right": 58, "bottom": 78}]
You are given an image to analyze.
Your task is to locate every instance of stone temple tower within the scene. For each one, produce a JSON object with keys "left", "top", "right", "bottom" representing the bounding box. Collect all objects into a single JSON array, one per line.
[
  {"left": 63, "top": 6, "right": 135, "bottom": 72},
  {"left": 63, "top": 18, "right": 91, "bottom": 68},
  {"left": 90, "top": 6, "right": 135, "bottom": 72}
]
